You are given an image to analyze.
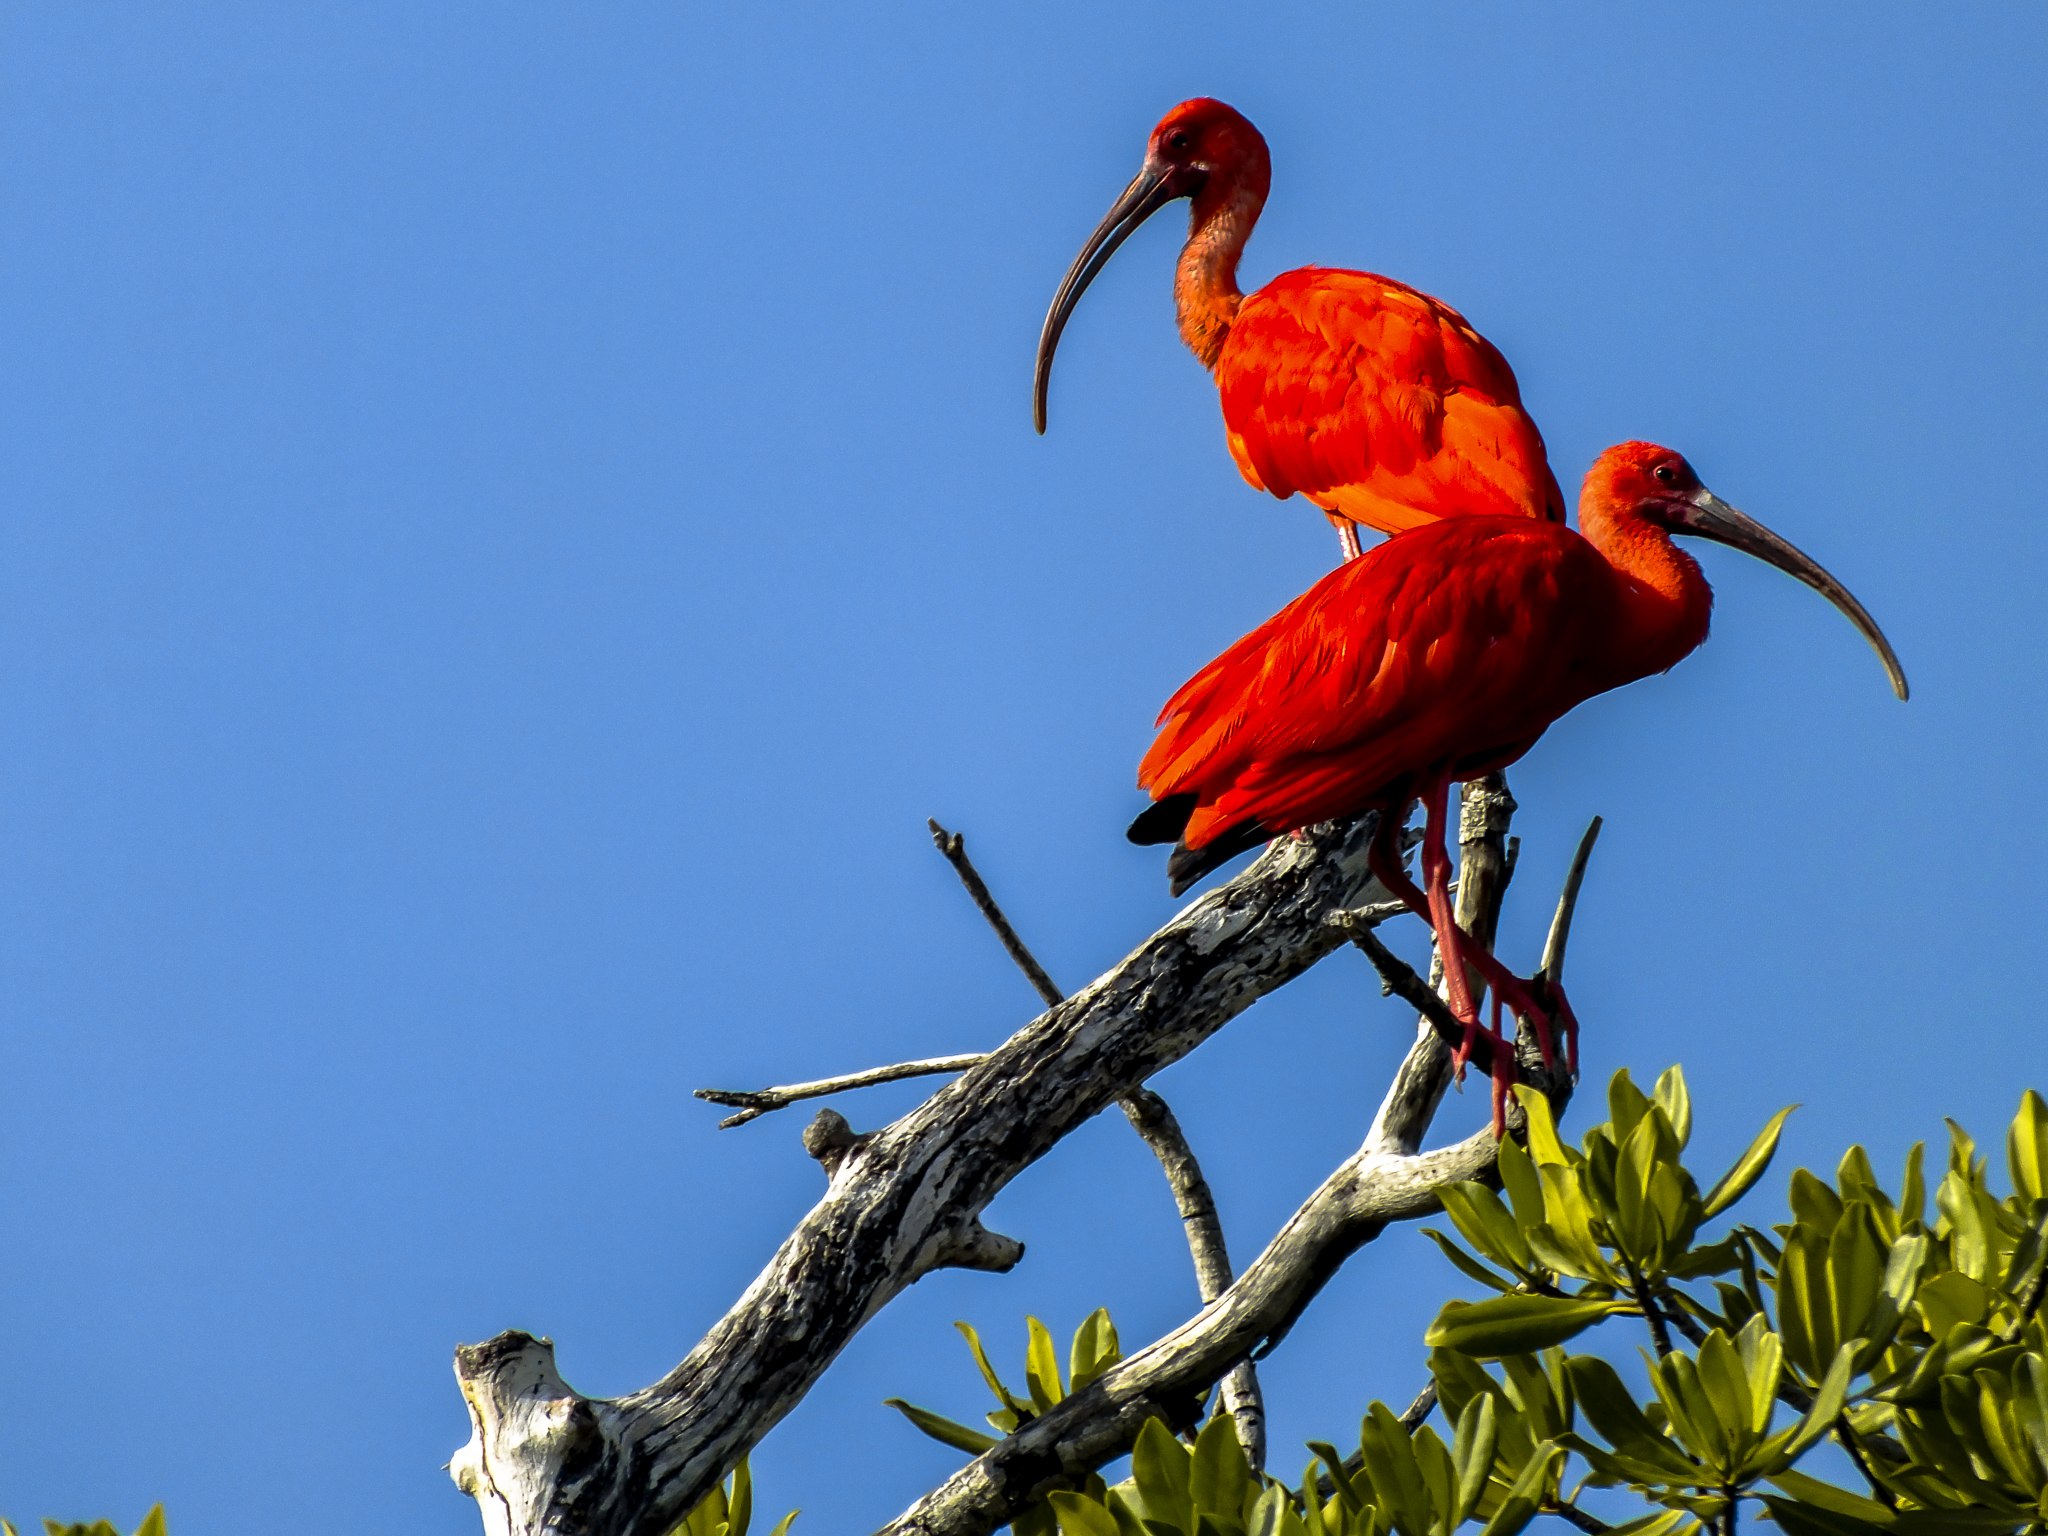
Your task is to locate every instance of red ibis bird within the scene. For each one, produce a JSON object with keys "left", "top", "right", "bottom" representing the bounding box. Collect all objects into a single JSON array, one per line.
[
  {"left": 1035, "top": 97, "right": 1563, "bottom": 560},
  {"left": 1128, "top": 442, "right": 1908, "bottom": 1121}
]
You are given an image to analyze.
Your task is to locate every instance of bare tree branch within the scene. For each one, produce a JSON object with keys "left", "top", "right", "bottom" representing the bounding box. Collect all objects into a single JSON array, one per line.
[
  {"left": 928, "top": 819, "right": 1064, "bottom": 1007},
  {"left": 926, "top": 821, "right": 1272, "bottom": 1467},
  {"left": 876, "top": 807, "right": 1596, "bottom": 1536},
  {"left": 451, "top": 816, "right": 1396, "bottom": 1536},
  {"left": 874, "top": 1061, "right": 1573, "bottom": 1536},
  {"left": 1119, "top": 1086, "right": 1264, "bottom": 1468},
  {"left": 696, "top": 1056, "right": 986, "bottom": 1129}
]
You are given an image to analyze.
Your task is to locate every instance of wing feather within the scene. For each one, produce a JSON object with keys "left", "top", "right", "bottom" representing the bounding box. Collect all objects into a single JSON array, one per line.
[
  {"left": 1140, "top": 518, "right": 1595, "bottom": 851},
  {"left": 1215, "top": 269, "right": 1565, "bottom": 534}
]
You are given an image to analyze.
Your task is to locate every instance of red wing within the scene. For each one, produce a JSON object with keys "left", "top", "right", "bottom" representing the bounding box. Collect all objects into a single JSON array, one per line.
[
  {"left": 1215, "top": 269, "right": 1564, "bottom": 533},
  {"left": 1139, "top": 519, "right": 1586, "bottom": 848}
]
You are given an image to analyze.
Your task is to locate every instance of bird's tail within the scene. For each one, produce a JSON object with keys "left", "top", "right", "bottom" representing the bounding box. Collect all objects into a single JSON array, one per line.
[{"left": 1128, "top": 794, "right": 1272, "bottom": 897}]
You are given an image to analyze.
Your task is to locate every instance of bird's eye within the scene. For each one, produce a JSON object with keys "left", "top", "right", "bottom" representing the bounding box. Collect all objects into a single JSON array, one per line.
[
  {"left": 1166, "top": 130, "right": 1192, "bottom": 153},
  {"left": 1654, "top": 464, "right": 1679, "bottom": 487}
]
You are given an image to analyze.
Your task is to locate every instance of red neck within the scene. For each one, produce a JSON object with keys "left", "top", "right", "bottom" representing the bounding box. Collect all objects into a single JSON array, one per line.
[
  {"left": 1576, "top": 498, "right": 1715, "bottom": 687},
  {"left": 1174, "top": 173, "right": 1265, "bottom": 369}
]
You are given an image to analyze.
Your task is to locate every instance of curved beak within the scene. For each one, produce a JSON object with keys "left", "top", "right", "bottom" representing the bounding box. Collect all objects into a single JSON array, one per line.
[
  {"left": 1034, "top": 159, "right": 1185, "bottom": 433},
  {"left": 1675, "top": 489, "right": 1910, "bottom": 701}
]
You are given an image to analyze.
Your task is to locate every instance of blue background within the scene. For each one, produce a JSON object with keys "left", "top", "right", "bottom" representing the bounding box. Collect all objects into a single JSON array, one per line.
[{"left": 3, "top": 4, "right": 2042, "bottom": 1529}]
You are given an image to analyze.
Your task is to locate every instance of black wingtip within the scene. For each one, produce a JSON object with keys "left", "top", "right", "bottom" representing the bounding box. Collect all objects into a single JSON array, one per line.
[
  {"left": 1162, "top": 821, "right": 1274, "bottom": 898},
  {"left": 1127, "top": 793, "right": 1198, "bottom": 847}
]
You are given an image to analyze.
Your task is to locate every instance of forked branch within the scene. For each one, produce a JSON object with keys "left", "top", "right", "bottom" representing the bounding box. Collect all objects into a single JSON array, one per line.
[{"left": 452, "top": 817, "right": 1395, "bottom": 1536}]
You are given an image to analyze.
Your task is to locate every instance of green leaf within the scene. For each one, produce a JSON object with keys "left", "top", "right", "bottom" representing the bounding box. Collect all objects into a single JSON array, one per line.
[
  {"left": 730, "top": 1459, "right": 754, "bottom": 1536},
  {"left": 1070, "top": 1309, "right": 1121, "bottom": 1392},
  {"left": 1564, "top": 1355, "right": 1705, "bottom": 1481},
  {"left": 1610, "top": 1111, "right": 1672, "bottom": 1270},
  {"left": 882, "top": 1398, "right": 998, "bottom": 1455},
  {"left": 1421, "top": 1227, "right": 1518, "bottom": 1293},
  {"left": 1651, "top": 1350, "right": 1732, "bottom": 1471},
  {"left": 1918, "top": 1271, "right": 1992, "bottom": 1336},
  {"left": 1450, "top": 1395, "right": 1497, "bottom": 1521},
  {"left": 1472, "top": 1442, "right": 1562, "bottom": 1536},
  {"left": 1694, "top": 1325, "right": 1766, "bottom": 1453},
  {"left": 1305, "top": 1442, "right": 1358, "bottom": 1508},
  {"left": 1769, "top": 1342, "right": 1859, "bottom": 1469},
  {"left": 766, "top": 1514, "right": 799, "bottom": 1536},
  {"left": 1439, "top": 1182, "right": 1534, "bottom": 1273},
  {"left": 1052, "top": 1504, "right": 1123, "bottom": 1536},
  {"left": 1540, "top": 1158, "right": 1622, "bottom": 1282},
  {"left": 1245, "top": 1486, "right": 1294, "bottom": 1536},
  {"left": 1604, "top": 1515, "right": 1696, "bottom": 1536},
  {"left": 1609, "top": 1069, "right": 1654, "bottom": 1143},
  {"left": 1514, "top": 1085, "right": 1570, "bottom": 1168},
  {"left": 2009, "top": 1090, "right": 2048, "bottom": 1205},
  {"left": 1026, "top": 1317, "right": 1064, "bottom": 1411},
  {"left": 954, "top": 1321, "right": 1029, "bottom": 1417},
  {"left": 1496, "top": 1134, "right": 1546, "bottom": 1230},
  {"left": 1357, "top": 1403, "right": 1430, "bottom": 1532},
  {"left": 1653, "top": 1066, "right": 1693, "bottom": 1149},
  {"left": 1190, "top": 1416, "right": 1251, "bottom": 1522},
  {"left": 1899, "top": 1141, "right": 1926, "bottom": 1228},
  {"left": 1131, "top": 1417, "right": 1195, "bottom": 1536},
  {"left": 132, "top": 1517, "right": 167, "bottom": 1536},
  {"left": 1426, "top": 1294, "right": 1630, "bottom": 1359},
  {"left": 1703, "top": 1106, "right": 1796, "bottom": 1218}
]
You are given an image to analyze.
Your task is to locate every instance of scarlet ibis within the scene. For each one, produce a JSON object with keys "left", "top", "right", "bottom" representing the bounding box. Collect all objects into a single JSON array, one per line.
[
  {"left": 1128, "top": 441, "right": 1907, "bottom": 1121},
  {"left": 1035, "top": 98, "right": 1563, "bottom": 560}
]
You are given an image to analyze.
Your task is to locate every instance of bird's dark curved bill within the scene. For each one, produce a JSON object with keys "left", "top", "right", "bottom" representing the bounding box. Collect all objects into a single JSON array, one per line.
[
  {"left": 1034, "top": 162, "right": 1181, "bottom": 433},
  {"left": 1680, "top": 492, "right": 1910, "bottom": 701}
]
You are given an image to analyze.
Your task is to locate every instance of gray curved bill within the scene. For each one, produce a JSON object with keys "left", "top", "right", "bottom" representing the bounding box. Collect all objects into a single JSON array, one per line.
[
  {"left": 1679, "top": 490, "right": 1910, "bottom": 701},
  {"left": 1033, "top": 162, "right": 1180, "bottom": 434}
]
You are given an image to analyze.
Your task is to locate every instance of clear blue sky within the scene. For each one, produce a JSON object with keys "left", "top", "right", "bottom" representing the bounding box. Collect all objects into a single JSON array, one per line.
[{"left": 2, "top": 4, "right": 2042, "bottom": 1530}]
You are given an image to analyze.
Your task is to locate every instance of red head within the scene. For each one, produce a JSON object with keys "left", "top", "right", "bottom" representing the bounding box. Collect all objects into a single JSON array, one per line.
[
  {"left": 1034, "top": 99, "right": 1272, "bottom": 432},
  {"left": 1143, "top": 99, "right": 1272, "bottom": 219},
  {"left": 1583, "top": 441, "right": 1909, "bottom": 700}
]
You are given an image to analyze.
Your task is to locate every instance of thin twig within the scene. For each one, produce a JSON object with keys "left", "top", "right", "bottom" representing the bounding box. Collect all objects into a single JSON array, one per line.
[
  {"left": 1345, "top": 925, "right": 1504, "bottom": 1077},
  {"left": 1623, "top": 1254, "right": 1674, "bottom": 1358},
  {"left": 1397, "top": 1379, "right": 1438, "bottom": 1430},
  {"left": 929, "top": 819, "right": 1063, "bottom": 1006},
  {"left": 1538, "top": 817, "right": 1603, "bottom": 988},
  {"left": 1543, "top": 1501, "right": 1614, "bottom": 1535},
  {"left": 695, "top": 1056, "right": 987, "bottom": 1129},
  {"left": 1835, "top": 1414, "right": 1898, "bottom": 1509},
  {"left": 1122, "top": 1087, "right": 1266, "bottom": 1468}
]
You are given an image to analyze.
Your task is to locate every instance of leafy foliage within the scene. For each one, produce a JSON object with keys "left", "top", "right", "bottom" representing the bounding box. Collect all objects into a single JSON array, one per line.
[
  {"left": 892, "top": 1072, "right": 2048, "bottom": 1535},
  {"left": 666, "top": 1460, "right": 797, "bottom": 1536},
  {"left": 889, "top": 1311, "right": 1125, "bottom": 1536},
  {"left": 2, "top": 1509, "right": 166, "bottom": 1536}
]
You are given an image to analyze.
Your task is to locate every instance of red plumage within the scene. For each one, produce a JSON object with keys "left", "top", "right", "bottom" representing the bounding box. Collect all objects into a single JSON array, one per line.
[
  {"left": 1130, "top": 441, "right": 1907, "bottom": 1126},
  {"left": 1036, "top": 99, "right": 1562, "bottom": 556},
  {"left": 1216, "top": 269, "right": 1563, "bottom": 533},
  {"left": 1139, "top": 516, "right": 1597, "bottom": 864}
]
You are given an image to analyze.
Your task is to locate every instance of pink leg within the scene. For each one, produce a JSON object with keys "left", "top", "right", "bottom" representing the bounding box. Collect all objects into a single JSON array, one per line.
[
  {"left": 1489, "top": 990, "right": 1512, "bottom": 1135},
  {"left": 1368, "top": 793, "right": 1570, "bottom": 1087},
  {"left": 1553, "top": 983, "right": 1580, "bottom": 1077},
  {"left": 1335, "top": 521, "right": 1364, "bottom": 562},
  {"left": 1459, "top": 946, "right": 1558, "bottom": 1072},
  {"left": 1417, "top": 780, "right": 1484, "bottom": 1072}
]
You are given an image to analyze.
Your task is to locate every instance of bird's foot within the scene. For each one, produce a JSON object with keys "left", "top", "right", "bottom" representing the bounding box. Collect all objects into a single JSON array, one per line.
[{"left": 1466, "top": 953, "right": 1561, "bottom": 1075}]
